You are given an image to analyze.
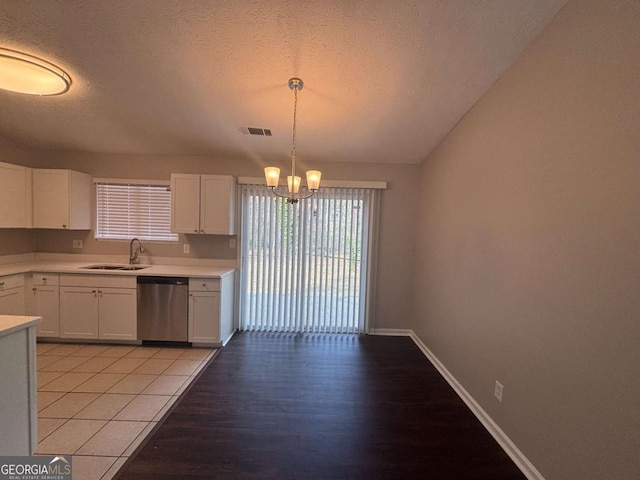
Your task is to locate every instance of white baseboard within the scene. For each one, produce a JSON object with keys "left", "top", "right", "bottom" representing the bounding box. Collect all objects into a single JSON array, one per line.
[
  {"left": 408, "top": 331, "right": 545, "bottom": 480},
  {"left": 368, "top": 328, "right": 412, "bottom": 336},
  {"left": 221, "top": 329, "right": 236, "bottom": 346}
]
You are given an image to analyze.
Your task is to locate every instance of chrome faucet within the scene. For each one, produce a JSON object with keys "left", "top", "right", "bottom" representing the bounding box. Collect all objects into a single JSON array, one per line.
[{"left": 129, "top": 238, "right": 146, "bottom": 264}]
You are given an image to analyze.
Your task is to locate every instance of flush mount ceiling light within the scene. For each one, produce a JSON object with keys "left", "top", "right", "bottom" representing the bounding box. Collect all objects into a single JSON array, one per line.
[
  {"left": 0, "top": 48, "right": 71, "bottom": 95},
  {"left": 264, "top": 77, "right": 321, "bottom": 204}
]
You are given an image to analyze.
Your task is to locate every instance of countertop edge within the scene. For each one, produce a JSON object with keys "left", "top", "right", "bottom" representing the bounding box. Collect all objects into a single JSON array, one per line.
[
  {"left": 0, "top": 316, "right": 42, "bottom": 338},
  {"left": 0, "top": 261, "right": 236, "bottom": 279}
]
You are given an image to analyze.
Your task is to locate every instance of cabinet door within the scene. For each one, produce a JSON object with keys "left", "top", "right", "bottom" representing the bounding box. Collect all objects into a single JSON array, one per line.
[
  {"left": 33, "top": 169, "right": 70, "bottom": 229},
  {"left": 188, "top": 291, "right": 220, "bottom": 344},
  {"left": 200, "top": 175, "right": 236, "bottom": 234},
  {"left": 171, "top": 174, "right": 201, "bottom": 233},
  {"left": 32, "top": 286, "right": 60, "bottom": 337},
  {"left": 0, "top": 162, "right": 32, "bottom": 228},
  {"left": 0, "top": 288, "right": 26, "bottom": 315},
  {"left": 98, "top": 288, "right": 137, "bottom": 340},
  {"left": 60, "top": 287, "right": 99, "bottom": 338}
]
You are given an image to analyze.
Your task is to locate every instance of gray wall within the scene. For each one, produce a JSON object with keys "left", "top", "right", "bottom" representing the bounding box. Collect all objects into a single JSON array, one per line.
[
  {"left": 1, "top": 147, "right": 419, "bottom": 331},
  {"left": 412, "top": 1, "right": 640, "bottom": 478},
  {"left": 0, "top": 229, "right": 36, "bottom": 255}
]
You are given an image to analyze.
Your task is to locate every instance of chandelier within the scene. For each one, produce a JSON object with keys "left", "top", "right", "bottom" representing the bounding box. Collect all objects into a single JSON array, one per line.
[{"left": 264, "top": 77, "right": 321, "bottom": 203}]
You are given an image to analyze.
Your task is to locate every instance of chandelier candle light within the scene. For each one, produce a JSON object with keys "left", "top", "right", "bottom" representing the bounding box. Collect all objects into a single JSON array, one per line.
[{"left": 264, "top": 77, "right": 321, "bottom": 203}]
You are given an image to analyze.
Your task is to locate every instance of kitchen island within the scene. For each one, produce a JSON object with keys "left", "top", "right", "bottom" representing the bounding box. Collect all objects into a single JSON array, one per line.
[{"left": 0, "top": 315, "right": 41, "bottom": 455}]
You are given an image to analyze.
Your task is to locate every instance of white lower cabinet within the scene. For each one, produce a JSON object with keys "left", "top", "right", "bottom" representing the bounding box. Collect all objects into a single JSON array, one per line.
[
  {"left": 60, "top": 286, "right": 99, "bottom": 339},
  {"left": 98, "top": 288, "right": 137, "bottom": 340},
  {"left": 0, "top": 275, "right": 26, "bottom": 315},
  {"left": 59, "top": 275, "right": 136, "bottom": 340},
  {"left": 4, "top": 270, "right": 234, "bottom": 345},
  {"left": 30, "top": 273, "right": 60, "bottom": 337},
  {"left": 189, "top": 290, "right": 221, "bottom": 344},
  {"left": 188, "top": 274, "right": 234, "bottom": 346}
]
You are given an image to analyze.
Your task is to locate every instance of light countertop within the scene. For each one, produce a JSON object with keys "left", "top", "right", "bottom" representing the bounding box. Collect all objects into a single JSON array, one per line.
[
  {"left": 0, "top": 260, "right": 235, "bottom": 279},
  {"left": 0, "top": 315, "right": 41, "bottom": 337}
]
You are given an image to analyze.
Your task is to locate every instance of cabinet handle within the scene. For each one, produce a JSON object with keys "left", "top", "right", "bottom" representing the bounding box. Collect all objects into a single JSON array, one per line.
[
  {"left": 32, "top": 287, "right": 37, "bottom": 291},
  {"left": 92, "top": 290, "right": 97, "bottom": 294},
  {"left": 0, "top": 282, "right": 4, "bottom": 286},
  {"left": 200, "top": 229, "right": 204, "bottom": 233},
  {"left": 194, "top": 229, "right": 198, "bottom": 233},
  {"left": 62, "top": 224, "right": 67, "bottom": 228},
  {"left": 42, "top": 277, "right": 47, "bottom": 281}
]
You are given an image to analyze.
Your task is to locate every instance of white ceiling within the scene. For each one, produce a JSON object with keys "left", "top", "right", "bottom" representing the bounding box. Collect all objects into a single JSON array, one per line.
[{"left": 0, "top": 1, "right": 566, "bottom": 165}]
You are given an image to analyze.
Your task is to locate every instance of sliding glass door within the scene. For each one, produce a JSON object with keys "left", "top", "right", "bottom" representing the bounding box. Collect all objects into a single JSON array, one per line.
[{"left": 239, "top": 184, "right": 377, "bottom": 333}]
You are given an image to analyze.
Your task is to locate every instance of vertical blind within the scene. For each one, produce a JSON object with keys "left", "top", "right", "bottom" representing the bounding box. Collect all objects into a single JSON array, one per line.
[
  {"left": 95, "top": 182, "right": 178, "bottom": 241},
  {"left": 240, "top": 184, "right": 377, "bottom": 334}
]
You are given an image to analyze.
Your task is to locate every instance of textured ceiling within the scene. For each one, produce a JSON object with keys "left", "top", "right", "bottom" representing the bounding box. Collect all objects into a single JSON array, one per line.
[{"left": 0, "top": 0, "right": 566, "bottom": 165}]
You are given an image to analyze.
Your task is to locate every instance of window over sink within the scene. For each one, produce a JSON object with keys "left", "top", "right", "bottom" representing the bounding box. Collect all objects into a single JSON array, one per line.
[{"left": 95, "top": 179, "right": 178, "bottom": 241}]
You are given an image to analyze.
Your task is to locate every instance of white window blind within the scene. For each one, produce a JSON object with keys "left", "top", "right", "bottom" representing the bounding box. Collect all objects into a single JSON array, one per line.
[
  {"left": 95, "top": 181, "right": 178, "bottom": 241},
  {"left": 239, "top": 184, "right": 379, "bottom": 334}
]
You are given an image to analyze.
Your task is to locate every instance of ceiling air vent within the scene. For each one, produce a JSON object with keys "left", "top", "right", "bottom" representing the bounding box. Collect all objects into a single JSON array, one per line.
[{"left": 240, "top": 127, "right": 272, "bottom": 136}]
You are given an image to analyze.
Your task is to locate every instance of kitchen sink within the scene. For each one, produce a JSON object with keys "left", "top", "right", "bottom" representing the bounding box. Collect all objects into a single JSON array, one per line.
[{"left": 80, "top": 264, "right": 149, "bottom": 271}]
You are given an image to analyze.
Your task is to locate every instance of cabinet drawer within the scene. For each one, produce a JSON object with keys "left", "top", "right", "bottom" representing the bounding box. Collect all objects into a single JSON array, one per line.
[
  {"left": 32, "top": 273, "right": 60, "bottom": 286},
  {"left": 60, "top": 274, "right": 136, "bottom": 289},
  {"left": 189, "top": 278, "right": 220, "bottom": 292},
  {"left": 0, "top": 274, "right": 24, "bottom": 290}
]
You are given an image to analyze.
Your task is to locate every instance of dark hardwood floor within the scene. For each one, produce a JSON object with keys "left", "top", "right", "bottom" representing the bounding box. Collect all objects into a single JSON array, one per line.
[{"left": 116, "top": 333, "right": 525, "bottom": 479}]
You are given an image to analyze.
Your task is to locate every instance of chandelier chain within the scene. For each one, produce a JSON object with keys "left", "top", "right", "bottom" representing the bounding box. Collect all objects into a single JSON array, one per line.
[{"left": 291, "top": 83, "right": 298, "bottom": 181}]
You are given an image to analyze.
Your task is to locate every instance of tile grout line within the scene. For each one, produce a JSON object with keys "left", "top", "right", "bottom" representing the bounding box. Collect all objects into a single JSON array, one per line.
[{"left": 36, "top": 341, "right": 216, "bottom": 477}]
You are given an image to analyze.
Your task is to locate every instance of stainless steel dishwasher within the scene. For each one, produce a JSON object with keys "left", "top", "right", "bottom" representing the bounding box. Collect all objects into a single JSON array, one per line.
[{"left": 137, "top": 276, "right": 189, "bottom": 344}]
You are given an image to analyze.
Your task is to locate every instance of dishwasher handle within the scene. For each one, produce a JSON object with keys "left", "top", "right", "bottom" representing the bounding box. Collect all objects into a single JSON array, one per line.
[{"left": 136, "top": 276, "right": 189, "bottom": 285}]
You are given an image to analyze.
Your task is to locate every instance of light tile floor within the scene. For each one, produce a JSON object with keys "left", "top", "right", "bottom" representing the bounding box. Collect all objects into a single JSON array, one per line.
[{"left": 36, "top": 342, "right": 216, "bottom": 480}]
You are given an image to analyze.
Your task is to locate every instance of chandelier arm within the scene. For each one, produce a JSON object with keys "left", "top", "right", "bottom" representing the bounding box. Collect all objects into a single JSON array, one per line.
[
  {"left": 268, "top": 186, "right": 293, "bottom": 199},
  {"left": 295, "top": 190, "right": 317, "bottom": 200}
]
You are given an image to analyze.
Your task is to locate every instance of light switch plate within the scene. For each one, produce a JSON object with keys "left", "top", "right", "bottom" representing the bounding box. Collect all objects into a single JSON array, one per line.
[
  {"left": 183, "top": 244, "right": 190, "bottom": 254},
  {"left": 72, "top": 239, "right": 83, "bottom": 249}
]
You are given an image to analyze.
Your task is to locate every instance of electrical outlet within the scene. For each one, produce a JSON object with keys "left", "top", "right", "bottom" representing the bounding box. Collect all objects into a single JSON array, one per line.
[
  {"left": 494, "top": 381, "right": 504, "bottom": 402},
  {"left": 183, "top": 244, "right": 190, "bottom": 254},
  {"left": 72, "top": 239, "right": 83, "bottom": 249},
  {"left": 229, "top": 238, "right": 236, "bottom": 249}
]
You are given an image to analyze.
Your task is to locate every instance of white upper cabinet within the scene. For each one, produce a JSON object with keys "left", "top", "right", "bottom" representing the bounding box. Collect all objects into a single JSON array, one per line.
[
  {"left": 200, "top": 175, "right": 236, "bottom": 234},
  {"left": 0, "top": 162, "right": 32, "bottom": 228},
  {"left": 171, "top": 174, "right": 236, "bottom": 234},
  {"left": 171, "top": 174, "right": 201, "bottom": 234},
  {"left": 32, "top": 169, "right": 91, "bottom": 229}
]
